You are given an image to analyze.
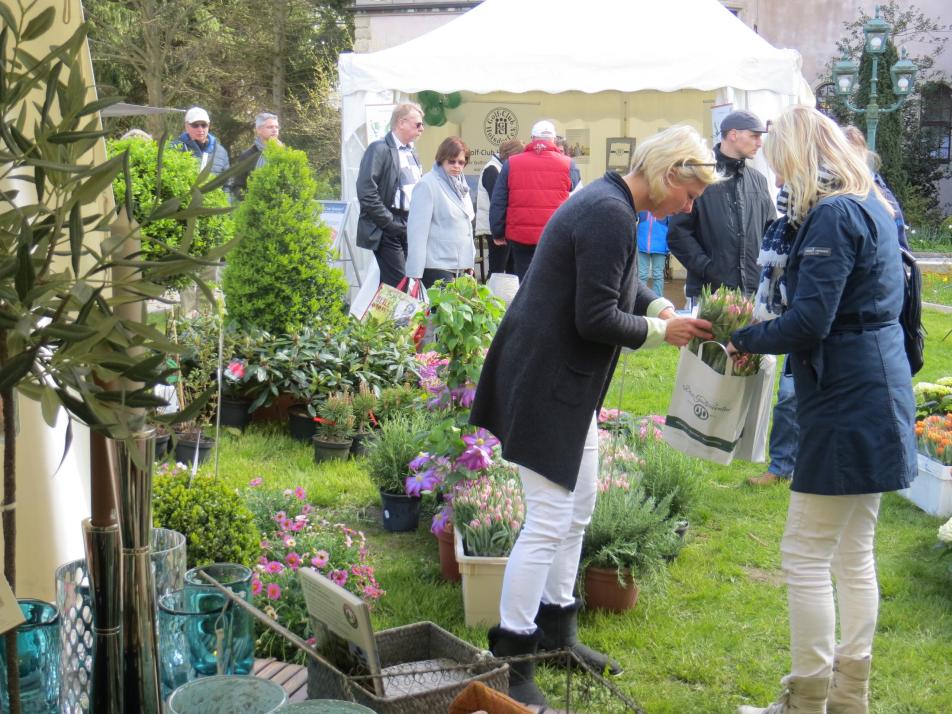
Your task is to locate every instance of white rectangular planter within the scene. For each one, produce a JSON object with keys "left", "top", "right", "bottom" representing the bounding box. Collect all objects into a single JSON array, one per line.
[
  {"left": 898, "top": 454, "right": 952, "bottom": 518},
  {"left": 453, "top": 528, "right": 508, "bottom": 628}
]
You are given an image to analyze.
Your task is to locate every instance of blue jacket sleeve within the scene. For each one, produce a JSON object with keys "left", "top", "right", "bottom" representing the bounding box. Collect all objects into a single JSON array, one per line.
[
  {"left": 489, "top": 162, "right": 510, "bottom": 238},
  {"left": 732, "top": 202, "right": 858, "bottom": 356},
  {"left": 569, "top": 160, "right": 581, "bottom": 190}
]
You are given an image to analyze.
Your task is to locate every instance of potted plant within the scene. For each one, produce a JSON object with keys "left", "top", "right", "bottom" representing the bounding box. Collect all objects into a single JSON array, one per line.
[
  {"left": 219, "top": 358, "right": 253, "bottom": 430},
  {"left": 449, "top": 466, "right": 525, "bottom": 626},
  {"left": 312, "top": 392, "right": 355, "bottom": 463},
  {"left": 364, "top": 413, "right": 430, "bottom": 532},
  {"left": 580, "top": 477, "right": 681, "bottom": 613},
  {"left": 168, "top": 311, "right": 220, "bottom": 466},
  {"left": 350, "top": 381, "right": 378, "bottom": 457}
]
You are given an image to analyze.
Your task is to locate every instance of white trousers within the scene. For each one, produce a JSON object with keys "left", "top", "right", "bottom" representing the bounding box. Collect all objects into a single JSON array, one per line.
[
  {"left": 499, "top": 415, "right": 599, "bottom": 634},
  {"left": 781, "top": 491, "right": 882, "bottom": 678}
]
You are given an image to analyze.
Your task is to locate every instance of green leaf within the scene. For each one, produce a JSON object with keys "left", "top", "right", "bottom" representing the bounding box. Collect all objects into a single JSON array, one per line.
[
  {"left": 14, "top": 237, "right": 34, "bottom": 300},
  {"left": 0, "top": 349, "right": 36, "bottom": 392},
  {"left": 69, "top": 203, "right": 82, "bottom": 274},
  {"left": 21, "top": 7, "right": 55, "bottom": 41},
  {"left": 72, "top": 154, "right": 124, "bottom": 206},
  {"left": 0, "top": 7, "right": 18, "bottom": 42},
  {"left": 40, "top": 387, "right": 60, "bottom": 427},
  {"left": 48, "top": 130, "right": 108, "bottom": 145}
]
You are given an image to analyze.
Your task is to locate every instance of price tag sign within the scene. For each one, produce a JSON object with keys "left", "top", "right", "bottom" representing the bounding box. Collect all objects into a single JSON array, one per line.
[{"left": 0, "top": 574, "right": 25, "bottom": 635}]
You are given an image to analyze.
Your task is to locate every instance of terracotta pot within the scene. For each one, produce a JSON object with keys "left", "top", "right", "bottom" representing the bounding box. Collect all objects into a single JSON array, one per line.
[
  {"left": 435, "top": 525, "right": 461, "bottom": 582},
  {"left": 583, "top": 566, "right": 639, "bottom": 613}
]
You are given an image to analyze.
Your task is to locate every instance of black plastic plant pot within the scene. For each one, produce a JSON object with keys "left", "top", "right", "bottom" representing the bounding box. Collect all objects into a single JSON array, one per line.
[
  {"left": 174, "top": 434, "right": 215, "bottom": 466},
  {"left": 288, "top": 405, "right": 316, "bottom": 442},
  {"left": 312, "top": 436, "right": 353, "bottom": 463},
  {"left": 219, "top": 396, "right": 253, "bottom": 431},
  {"left": 379, "top": 489, "right": 421, "bottom": 533}
]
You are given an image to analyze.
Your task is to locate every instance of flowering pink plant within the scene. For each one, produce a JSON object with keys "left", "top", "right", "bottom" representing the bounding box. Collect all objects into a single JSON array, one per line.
[
  {"left": 246, "top": 480, "right": 384, "bottom": 663},
  {"left": 220, "top": 358, "right": 250, "bottom": 397},
  {"left": 450, "top": 465, "right": 525, "bottom": 557}
]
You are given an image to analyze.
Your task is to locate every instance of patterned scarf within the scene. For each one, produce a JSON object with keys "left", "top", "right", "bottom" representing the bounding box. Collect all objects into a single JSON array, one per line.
[{"left": 752, "top": 166, "right": 841, "bottom": 321}]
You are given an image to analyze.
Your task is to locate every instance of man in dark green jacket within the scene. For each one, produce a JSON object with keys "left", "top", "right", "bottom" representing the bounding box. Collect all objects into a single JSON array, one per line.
[{"left": 667, "top": 110, "right": 776, "bottom": 305}]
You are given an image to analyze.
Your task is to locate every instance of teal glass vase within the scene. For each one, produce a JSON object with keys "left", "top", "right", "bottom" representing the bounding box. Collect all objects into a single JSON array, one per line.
[
  {"left": 0, "top": 599, "right": 60, "bottom": 713},
  {"left": 167, "top": 675, "right": 286, "bottom": 714},
  {"left": 183, "top": 564, "right": 254, "bottom": 675}
]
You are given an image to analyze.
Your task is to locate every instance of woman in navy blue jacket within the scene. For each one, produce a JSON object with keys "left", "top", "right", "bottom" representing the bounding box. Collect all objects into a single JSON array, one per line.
[{"left": 730, "top": 106, "right": 916, "bottom": 714}]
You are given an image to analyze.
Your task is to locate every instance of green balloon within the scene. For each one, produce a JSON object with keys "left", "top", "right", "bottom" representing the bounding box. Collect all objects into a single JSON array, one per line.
[
  {"left": 443, "top": 92, "right": 462, "bottom": 109},
  {"left": 424, "top": 104, "right": 446, "bottom": 127},
  {"left": 417, "top": 90, "right": 441, "bottom": 109}
]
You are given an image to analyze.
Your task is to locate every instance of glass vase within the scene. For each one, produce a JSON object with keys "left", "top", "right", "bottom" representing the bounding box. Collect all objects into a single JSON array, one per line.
[
  {"left": 0, "top": 599, "right": 60, "bottom": 713},
  {"left": 158, "top": 590, "right": 237, "bottom": 699},
  {"left": 183, "top": 564, "right": 254, "bottom": 675},
  {"left": 167, "top": 675, "right": 286, "bottom": 714},
  {"left": 55, "top": 559, "right": 93, "bottom": 714},
  {"left": 151, "top": 527, "right": 187, "bottom": 601}
]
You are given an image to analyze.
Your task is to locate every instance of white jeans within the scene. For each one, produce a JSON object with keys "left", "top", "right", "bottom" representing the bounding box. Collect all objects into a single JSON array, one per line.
[
  {"left": 781, "top": 491, "right": 882, "bottom": 678},
  {"left": 499, "top": 415, "right": 599, "bottom": 634}
]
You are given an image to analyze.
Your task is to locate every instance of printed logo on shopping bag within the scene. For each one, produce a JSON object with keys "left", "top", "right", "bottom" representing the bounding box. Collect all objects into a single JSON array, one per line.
[{"left": 682, "top": 383, "right": 732, "bottom": 422}]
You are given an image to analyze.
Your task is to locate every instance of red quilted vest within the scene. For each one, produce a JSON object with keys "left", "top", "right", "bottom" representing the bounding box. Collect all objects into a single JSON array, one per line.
[{"left": 504, "top": 140, "right": 572, "bottom": 245}]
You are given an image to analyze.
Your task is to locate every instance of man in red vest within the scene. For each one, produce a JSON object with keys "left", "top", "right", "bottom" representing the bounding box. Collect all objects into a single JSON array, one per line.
[{"left": 489, "top": 120, "right": 580, "bottom": 280}]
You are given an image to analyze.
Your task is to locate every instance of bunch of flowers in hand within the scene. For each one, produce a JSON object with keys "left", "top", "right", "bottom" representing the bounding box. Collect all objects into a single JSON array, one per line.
[
  {"left": 450, "top": 464, "right": 525, "bottom": 557},
  {"left": 916, "top": 414, "right": 952, "bottom": 465},
  {"left": 688, "top": 285, "right": 762, "bottom": 376},
  {"left": 248, "top": 482, "right": 383, "bottom": 663}
]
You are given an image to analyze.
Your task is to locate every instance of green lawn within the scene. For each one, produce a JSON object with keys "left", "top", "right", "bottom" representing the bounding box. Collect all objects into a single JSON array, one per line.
[
  {"left": 923, "top": 272, "right": 952, "bottom": 307},
  {"left": 199, "top": 307, "right": 952, "bottom": 713}
]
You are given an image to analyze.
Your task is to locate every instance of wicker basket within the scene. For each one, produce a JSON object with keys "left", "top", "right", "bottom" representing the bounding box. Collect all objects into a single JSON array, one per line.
[{"left": 306, "top": 621, "right": 508, "bottom": 713}]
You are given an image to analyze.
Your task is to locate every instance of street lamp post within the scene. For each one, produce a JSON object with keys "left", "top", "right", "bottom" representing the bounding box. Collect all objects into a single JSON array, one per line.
[{"left": 831, "top": 5, "right": 919, "bottom": 151}]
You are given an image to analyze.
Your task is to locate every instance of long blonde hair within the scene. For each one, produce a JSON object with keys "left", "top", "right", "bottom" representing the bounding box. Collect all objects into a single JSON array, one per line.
[
  {"left": 764, "top": 106, "right": 889, "bottom": 215},
  {"left": 629, "top": 125, "right": 721, "bottom": 205}
]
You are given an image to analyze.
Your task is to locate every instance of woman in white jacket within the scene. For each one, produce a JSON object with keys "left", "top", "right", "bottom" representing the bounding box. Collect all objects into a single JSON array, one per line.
[{"left": 406, "top": 136, "right": 476, "bottom": 288}]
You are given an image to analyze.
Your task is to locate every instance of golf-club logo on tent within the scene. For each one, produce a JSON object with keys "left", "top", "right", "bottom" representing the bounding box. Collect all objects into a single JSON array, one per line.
[
  {"left": 484, "top": 107, "right": 519, "bottom": 146},
  {"left": 693, "top": 402, "right": 709, "bottom": 420}
]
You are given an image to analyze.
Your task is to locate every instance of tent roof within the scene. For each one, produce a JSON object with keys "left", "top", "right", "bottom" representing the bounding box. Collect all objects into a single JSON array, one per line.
[{"left": 339, "top": 0, "right": 807, "bottom": 97}]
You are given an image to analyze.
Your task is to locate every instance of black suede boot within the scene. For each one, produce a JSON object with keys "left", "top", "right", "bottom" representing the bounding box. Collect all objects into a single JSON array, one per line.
[
  {"left": 488, "top": 625, "right": 548, "bottom": 706},
  {"left": 535, "top": 599, "right": 624, "bottom": 676}
]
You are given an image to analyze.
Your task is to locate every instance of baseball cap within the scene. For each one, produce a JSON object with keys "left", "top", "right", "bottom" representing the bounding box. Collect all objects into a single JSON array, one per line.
[
  {"left": 720, "top": 110, "right": 767, "bottom": 134},
  {"left": 184, "top": 107, "right": 210, "bottom": 125},
  {"left": 530, "top": 120, "right": 557, "bottom": 140}
]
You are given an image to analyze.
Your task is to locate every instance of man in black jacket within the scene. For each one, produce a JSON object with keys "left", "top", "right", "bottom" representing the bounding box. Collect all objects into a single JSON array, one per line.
[
  {"left": 355, "top": 103, "right": 424, "bottom": 286},
  {"left": 667, "top": 110, "right": 776, "bottom": 305},
  {"left": 229, "top": 111, "right": 280, "bottom": 199}
]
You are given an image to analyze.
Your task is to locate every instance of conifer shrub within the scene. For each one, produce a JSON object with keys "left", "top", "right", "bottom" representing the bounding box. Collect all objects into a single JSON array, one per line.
[
  {"left": 222, "top": 142, "right": 348, "bottom": 334},
  {"left": 109, "top": 137, "right": 233, "bottom": 286}
]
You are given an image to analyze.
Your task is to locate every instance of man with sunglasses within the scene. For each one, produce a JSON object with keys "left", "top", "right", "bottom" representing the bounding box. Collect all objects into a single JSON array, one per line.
[
  {"left": 356, "top": 103, "right": 425, "bottom": 287},
  {"left": 667, "top": 110, "right": 775, "bottom": 307},
  {"left": 171, "top": 106, "right": 231, "bottom": 178}
]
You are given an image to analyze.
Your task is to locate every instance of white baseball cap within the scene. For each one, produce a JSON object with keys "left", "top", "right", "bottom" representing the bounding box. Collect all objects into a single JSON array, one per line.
[
  {"left": 184, "top": 106, "right": 210, "bottom": 125},
  {"left": 530, "top": 120, "right": 556, "bottom": 140}
]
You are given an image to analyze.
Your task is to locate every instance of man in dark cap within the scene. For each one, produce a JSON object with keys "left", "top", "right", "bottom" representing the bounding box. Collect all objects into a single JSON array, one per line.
[{"left": 667, "top": 109, "right": 775, "bottom": 305}]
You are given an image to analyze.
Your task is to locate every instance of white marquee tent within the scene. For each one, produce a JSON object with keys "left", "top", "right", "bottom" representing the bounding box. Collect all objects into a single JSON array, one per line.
[{"left": 337, "top": 0, "right": 815, "bottom": 283}]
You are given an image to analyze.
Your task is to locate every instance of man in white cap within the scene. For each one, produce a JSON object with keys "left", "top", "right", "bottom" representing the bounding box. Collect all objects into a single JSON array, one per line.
[
  {"left": 489, "top": 119, "right": 580, "bottom": 281},
  {"left": 171, "top": 106, "right": 231, "bottom": 177}
]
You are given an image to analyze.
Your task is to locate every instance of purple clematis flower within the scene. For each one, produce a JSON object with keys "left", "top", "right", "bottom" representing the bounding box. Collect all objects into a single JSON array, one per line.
[
  {"left": 456, "top": 428, "right": 499, "bottom": 471},
  {"left": 405, "top": 470, "right": 440, "bottom": 497}
]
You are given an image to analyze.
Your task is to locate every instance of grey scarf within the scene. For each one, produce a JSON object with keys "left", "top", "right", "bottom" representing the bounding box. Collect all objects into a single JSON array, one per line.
[{"left": 433, "top": 162, "right": 469, "bottom": 204}]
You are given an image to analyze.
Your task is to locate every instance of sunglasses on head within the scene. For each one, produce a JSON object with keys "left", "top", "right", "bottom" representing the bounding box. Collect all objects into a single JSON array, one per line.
[
  {"left": 676, "top": 160, "right": 717, "bottom": 168},
  {"left": 189, "top": 122, "right": 209, "bottom": 128}
]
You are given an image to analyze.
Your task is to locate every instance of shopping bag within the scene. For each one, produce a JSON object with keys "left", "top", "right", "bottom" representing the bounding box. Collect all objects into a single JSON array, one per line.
[
  {"left": 361, "top": 277, "right": 427, "bottom": 328},
  {"left": 662, "top": 342, "right": 758, "bottom": 465},
  {"left": 733, "top": 354, "right": 777, "bottom": 463}
]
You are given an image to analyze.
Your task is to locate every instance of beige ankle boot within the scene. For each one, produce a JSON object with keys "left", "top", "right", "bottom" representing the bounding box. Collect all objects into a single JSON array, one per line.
[
  {"left": 738, "top": 675, "right": 831, "bottom": 714},
  {"left": 827, "top": 654, "right": 871, "bottom": 714}
]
